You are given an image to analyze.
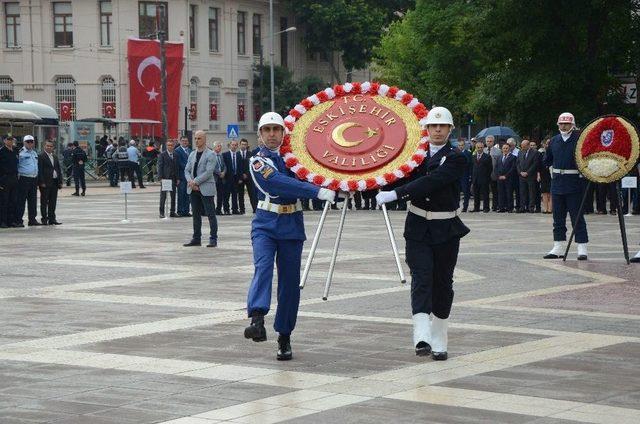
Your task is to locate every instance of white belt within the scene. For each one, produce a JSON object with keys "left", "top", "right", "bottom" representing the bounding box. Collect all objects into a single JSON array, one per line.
[
  {"left": 552, "top": 168, "right": 579, "bottom": 175},
  {"left": 408, "top": 204, "right": 459, "bottom": 220},
  {"left": 257, "top": 200, "right": 302, "bottom": 214},
  {"left": 19, "top": 174, "right": 37, "bottom": 178}
]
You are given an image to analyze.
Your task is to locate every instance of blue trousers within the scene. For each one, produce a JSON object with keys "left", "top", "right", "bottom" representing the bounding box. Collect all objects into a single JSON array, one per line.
[
  {"left": 247, "top": 234, "right": 303, "bottom": 336},
  {"left": 177, "top": 178, "right": 190, "bottom": 214},
  {"left": 552, "top": 192, "right": 588, "bottom": 243}
]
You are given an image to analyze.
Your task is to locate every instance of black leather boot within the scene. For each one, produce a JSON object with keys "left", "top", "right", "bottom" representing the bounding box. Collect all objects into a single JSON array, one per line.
[
  {"left": 244, "top": 313, "right": 266, "bottom": 342},
  {"left": 277, "top": 334, "right": 292, "bottom": 361}
]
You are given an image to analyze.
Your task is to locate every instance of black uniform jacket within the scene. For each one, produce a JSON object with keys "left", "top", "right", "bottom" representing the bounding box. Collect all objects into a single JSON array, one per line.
[{"left": 393, "top": 143, "right": 470, "bottom": 244}]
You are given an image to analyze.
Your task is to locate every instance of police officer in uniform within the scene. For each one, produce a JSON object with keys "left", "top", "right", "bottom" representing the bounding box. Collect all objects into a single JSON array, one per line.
[
  {"left": 376, "top": 107, "right": 470, "bottom": 361},
  {"left": 244, "top": 112, "right": 336, "bottom": 360},
  {"left": 543, "top": 112, "right": 588, "bottom": 260}
]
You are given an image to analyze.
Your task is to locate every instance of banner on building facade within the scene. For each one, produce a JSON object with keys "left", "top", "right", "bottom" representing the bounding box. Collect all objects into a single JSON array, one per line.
[
  {"left": 127, "top": 38, "right": 184, "bottom": 138},
  {"left": 60, "top": 101, "right": 72, "bottom": 121},
  {"left": 103, "top": 102, "right": 116, "bottom": 118},
  {"left": 189, "top": 102, "right": 197, "bottom": 121},
  {"left": 209, "top": 103, "right": 218, "bottom": 121}
]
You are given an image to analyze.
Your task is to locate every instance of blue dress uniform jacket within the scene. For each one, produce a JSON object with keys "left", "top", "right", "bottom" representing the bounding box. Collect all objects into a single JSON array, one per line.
[
  {"left": 247, "top": 147, "right": 321, "bottom": 336},
  {"left": 544, "top": 131, "right": 583, "bottom": 194},
  {"left": 394, "top": 143, "right": 470, "bottom": 244}
]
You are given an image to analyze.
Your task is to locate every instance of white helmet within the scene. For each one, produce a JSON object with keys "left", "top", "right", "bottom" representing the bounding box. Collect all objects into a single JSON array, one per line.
[
  {"left": 557, "top": 112, "right": 575, "bottom": 126},
  {"left": 425, "top": 106, "right": 455, "bottom": 129},
  {"left": 258, "top": 112, "right": 285, "bottom": 130}
]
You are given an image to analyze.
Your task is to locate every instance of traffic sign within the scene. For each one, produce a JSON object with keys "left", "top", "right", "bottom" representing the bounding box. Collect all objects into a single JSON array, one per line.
[{"left": 227, "top": 124, "right": 239, "bottom": 139}]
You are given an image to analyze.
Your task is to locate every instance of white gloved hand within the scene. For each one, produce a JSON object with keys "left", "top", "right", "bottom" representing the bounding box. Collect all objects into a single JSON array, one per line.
[
  {"left": 375, "top": 190, "right": 398, "bottom": 205},
  {"left": 317, "top": 188, "right": 336, "bottom": 203}
]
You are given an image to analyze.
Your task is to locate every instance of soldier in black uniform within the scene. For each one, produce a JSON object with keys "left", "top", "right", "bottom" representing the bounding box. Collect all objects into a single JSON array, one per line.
[
  {"left": 376, "top": 106, "right": 470, "bottom": 361},
  {"left": 71, "top": 141, "right": 88, "bottom": 196},
  {"left": 0, "top": 135, "right": 19, "bottom": 228}
]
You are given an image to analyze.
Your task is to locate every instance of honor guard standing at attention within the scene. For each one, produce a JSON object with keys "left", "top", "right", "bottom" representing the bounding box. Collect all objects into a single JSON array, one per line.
[
  {"left": 543, "top": 112, "right": 589, "bottom": 260},
  {"left": 376, "top": 107, "right": 470, "bottom": 361},
  {"left": 244, "top": 112, "right": 336, "bottom": 361}
]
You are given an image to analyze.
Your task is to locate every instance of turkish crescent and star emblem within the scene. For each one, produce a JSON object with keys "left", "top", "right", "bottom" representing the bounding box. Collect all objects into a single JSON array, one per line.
[{"left": 137, "top": 56, "right": 161, "bottom": 101}]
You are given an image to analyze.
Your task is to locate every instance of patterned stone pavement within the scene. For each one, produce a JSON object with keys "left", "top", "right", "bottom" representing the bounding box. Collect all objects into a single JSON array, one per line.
[{"left": 0, "top": 185, "right": 639, "bottom": 424}]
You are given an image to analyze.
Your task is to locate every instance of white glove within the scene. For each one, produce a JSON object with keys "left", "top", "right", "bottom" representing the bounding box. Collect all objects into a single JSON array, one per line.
[
  {"left": 375, "top": 190, "right": 398, "bottom": 205},
  {"left": 317, "top": 188, "right": 336, "bottom": 203}
]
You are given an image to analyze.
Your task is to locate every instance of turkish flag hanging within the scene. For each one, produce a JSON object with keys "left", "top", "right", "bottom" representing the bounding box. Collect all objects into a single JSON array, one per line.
[
  {"left": 238, "top": 104, "right": 245, "bottom": 122},
  {"left": 254, "top": 104, "right": 261, "bottom": 122},
  {"left": 127, "top": 38, "right": 184, "bottom": 138},
  {"left": 60, "top": 101, "right": 72, "bottom": 121},
  {"left": 189, "top": 102, "right": 197, "bottom": 121},
  {"left": 210, "top": 103, "right": 217, "bottom": 121},
  {"left": 103, "top": 102, "right": 116, "bottom": 118}
]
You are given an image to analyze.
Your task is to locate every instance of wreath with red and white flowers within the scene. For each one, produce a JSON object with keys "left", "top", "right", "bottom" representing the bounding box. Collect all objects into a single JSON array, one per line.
[{"left": 280, "top": 81, "right": 430, "bottom": 191}]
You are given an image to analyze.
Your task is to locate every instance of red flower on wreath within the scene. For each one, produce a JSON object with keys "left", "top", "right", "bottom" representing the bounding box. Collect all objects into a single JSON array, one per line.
[{"left": 580, "top": 116, "right": 632, "bottom": 159}]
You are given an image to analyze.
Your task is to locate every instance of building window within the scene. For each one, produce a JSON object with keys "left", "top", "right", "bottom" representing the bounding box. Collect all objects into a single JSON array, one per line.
[
  {"left": 0, "top": 76, "right": 14, "bottom": 101},
  {"left": 55, "top": 76, "right": 76, "bottom": 120},
  {"left": 189, "top": 78, "right": 198, "bottom": 129},
  {"left": 138, "top": 1, "right": 167, "bottom": 39},
  {"left": 306, "top": 50, "right": 316, "bottom": 61},
  {"left": 53, "top": 2, "right": 73, "bottom": 47},
  {"left": 252, "top": 14, "right": 261, "bottom": 56},
  {"left": 189, "top": 4, "right": 197, "bottom": 50},
  {"left": 99, "top": 1, "right": 112, "bottom": 47},
  {"left": 208, "top": 7, "right": 219, "bottom": 52},
  {"left": 280, "top": 17, "right": 288, "bottom": 68},
  {"left": 208, "top": 79, "right": 220, "bottom": 131},
  {"left": 238, "top": 80, "right": 248, "bottom": 131},
  {"left": 237, "top": 11, "right": 246, "bottom": 55},
  {"left": 4, "top": 3, "right": 20, "bottom": 48},
  {"left": 101, "top": 76, "right": 116, "bottom": 117}
]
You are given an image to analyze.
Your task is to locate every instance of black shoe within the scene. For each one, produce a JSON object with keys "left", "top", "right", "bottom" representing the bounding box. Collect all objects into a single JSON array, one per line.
[
  {"left": 72, "top": 192, "right": 79, "bottom": 196},
  {"left": 28, "top": 221, "right": 41, "bottom": 226},
  {"left": 215, "top": 209, "right": 222, "bottom": 215},
  {"left": 169, "top": 212, "right": 178, "bottom": 218},
  {"left": 432, "top": 351, "right": 448, "bottom": 361},
  {"left": 159, "top": 214, "right": 165, "bottom": 219},
  {"left": 415, "top": 341, "right": 431, "bottom": 357},
  {"left": 232, "top": 210, "right": 241, "bottom": 215},
  {"left": 183, "top": 213, "right": 192, "bottom": 217},
  {"left": 206, "top": 240, "right": 217, "bottom": 247},
  {"left": 140, "top": 186, "right": 146, "bottom": 189},
  {"left": 630, "top": 257, "right": 640, "bottom": 263},
  {"left": 0, "top": 224, "right": 8, "bottom": 228},
  {"left": 277, "top": 335, "right": 292, "bottom": 361},
  {"left": 543, "top": 253, "right": 564, "bottom": 259},
  {"left": 50, "top": 221, "right": 62, "bottom": 225},
  {"left": 11, "top": 222, "right": 24, "bottom": 228},
  {"left": 183, "top": 240, "right": 201, "bottom": 247},
  {"left": 577, "top": 255, "right": 588, "bottom": 261},
  {"left": 244, "top": 314, "right": 267, "bottom": 342},
  {"left": 41, "top": 220, "right": 48, "bottom": 226},
  {"left": 81, "top": 192, "right": 85, "bottom": 196}
]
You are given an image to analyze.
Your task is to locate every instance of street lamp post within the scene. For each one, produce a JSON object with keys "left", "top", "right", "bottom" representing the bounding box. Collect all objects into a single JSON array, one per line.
[{"left": 268, "top": 0, "right": 296, "bottom": 112}]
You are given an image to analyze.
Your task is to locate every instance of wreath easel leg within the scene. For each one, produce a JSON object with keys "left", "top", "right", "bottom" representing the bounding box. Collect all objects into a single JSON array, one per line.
[
  {"left": 300, "top": 200, "right": 332, "bottom": 289},
  {"left": 323, "top": 192, "right": 350, "bottom": 301},
  {"left": 615, "top": 180, "right": 631, "bottom": 264},
  {"left": 381, "top": 203, "right": 407, "bottom": 285}
]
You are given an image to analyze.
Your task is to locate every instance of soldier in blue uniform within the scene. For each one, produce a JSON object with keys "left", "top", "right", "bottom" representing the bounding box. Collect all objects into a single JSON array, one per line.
[
  {"left": 543, "top": 112, "right": 589, "bottom": 260},
  {"left": 244, "top": 112, "right": 336, "bottom": 360},
  {"left": 376, "top": 107, "right": 470, "bottom": 361}
]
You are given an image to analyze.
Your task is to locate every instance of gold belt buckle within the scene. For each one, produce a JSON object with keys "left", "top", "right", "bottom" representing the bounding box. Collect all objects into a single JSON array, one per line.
[{"left": 280, "top": 204, "right": 293, "bottom": 213}]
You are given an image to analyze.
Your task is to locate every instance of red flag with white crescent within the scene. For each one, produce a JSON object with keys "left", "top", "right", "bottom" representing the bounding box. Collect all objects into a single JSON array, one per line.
[
  {"left": 189, "top": 102, "right": 197, "bottom": 121},
  {"left": 127, "top": 38, "right": 184, "bottom": 138},
  {"left": 209, "top": 103, "right": 218, "bottom": 121},
  {"left": 60, "top": 101, "right": 72, "bottom": 121},
  {"left": 103, "top": 102, "right": 116, "bottom": 118},
  {"left": 238, "top": 104, "right": 245, "bottom": 122}
]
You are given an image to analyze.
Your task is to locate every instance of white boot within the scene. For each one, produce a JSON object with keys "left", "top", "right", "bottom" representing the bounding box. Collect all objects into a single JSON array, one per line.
[
  {"left": 577, "top": 243, "right": 588, "bottom": 261},
  {"left": 544, "top": 241, "right": 565, "bottom": 259},
  {"left": 430, "top": 315, "right": 448, "bottom": 361},
  {"left": 631, "top": 250, "right": 640, "bottom": 263},
  {"left": 412, "top": 313, "right": 431, "bottom": 356}
]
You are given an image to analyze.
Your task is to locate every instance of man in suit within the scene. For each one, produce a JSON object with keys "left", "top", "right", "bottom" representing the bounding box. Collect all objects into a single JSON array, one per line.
[
  {"left": 485, "top": 136, "right": 501, "bottom": 211},
  {"left": 239, "top": 138, "right": 257, "bottom": 214},
  {"left": 71, "top": 141, "right": 87, "bottom": 196},
  {"left": 457, "top": 140, "right": 473, "bottom": 212},
  {"left": 376, "top": 107, "right": 469, "bottom": 361},
  {"left": 471, "top": 139, "right": 492, "bottom": 212},
  {"left": 212, "top": 141, "right": 226, "bottom": 214},
  {"left": 175, "top": 136, "right": 191, "bottom": 217},
  {"left": 0, "top": 135, "right": 19, "bottom": 228},
  {"left": 157, "top": 138, "right": 180, "bottom": 218},
  {"left": 37, "top": 140, "right": 63, "bottom": 225},
  {"left": 222, "top": 140, "right": 243, "bottom": 214},
  {"left": 183, "top": 131, "right": 221, "bottom": 247},
  {"left": 495, "top": 143, "right": 516, "bottom": 212},
  {"left": 516, "top": 139, "right": 539, "bottom": 213}
]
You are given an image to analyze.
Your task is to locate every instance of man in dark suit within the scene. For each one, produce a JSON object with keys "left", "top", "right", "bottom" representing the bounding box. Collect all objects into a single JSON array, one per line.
[
  {"left": 516, "top": 139, "right": 539, "bottom": 213},
  {"left": 157, "top": 138, "right": 180, "bottom": 218},
  {"left": 457, "top": 140, "right": 473, "bottom": 212},
  {"left": 0, "top": 135, "right": 19, "bottom": 228},
  {"left": 495, "top": 143, "right": 516, "bottom": 212},
  {"left": 37, "top": 140, "right": 63, "bottom": 225},
  {"left": 175, "top": 136, "right": 191, "bottom": 217},
  {"left": 238, "top": 138, "right": 257, "bottom": 213},
  {"left": 471, "top": 139, "right": 492, "bottom": 212},
  {"left": 222, "top": 140, "right": 243, "bottom": 214},
  {"left": 213, "top": 141, "right": 226, "bottom": 214},
  {"left": 376, "top": 107, "right": 470, "bottom": 362}
]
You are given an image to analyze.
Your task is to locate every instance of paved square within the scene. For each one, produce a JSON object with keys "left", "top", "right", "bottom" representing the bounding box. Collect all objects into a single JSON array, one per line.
[{"left": 1, "top": 186, "right": 639, "bottom": 423}]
